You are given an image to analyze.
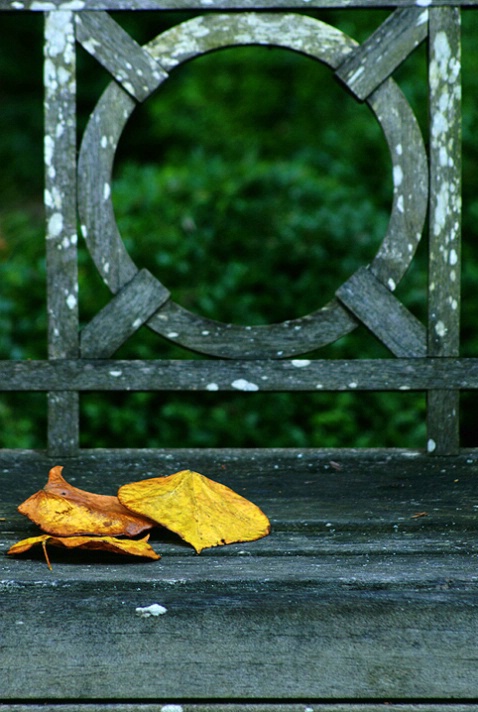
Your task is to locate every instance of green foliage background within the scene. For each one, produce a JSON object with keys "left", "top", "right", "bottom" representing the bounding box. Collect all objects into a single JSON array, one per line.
[{"left": 1, "top": 10, "right": 478, "bottom": 449}]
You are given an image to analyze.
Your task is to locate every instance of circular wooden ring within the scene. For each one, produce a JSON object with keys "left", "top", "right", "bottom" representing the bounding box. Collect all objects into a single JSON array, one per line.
[{"left": 78, "top": 13, "right": 428, "bottom": 358}]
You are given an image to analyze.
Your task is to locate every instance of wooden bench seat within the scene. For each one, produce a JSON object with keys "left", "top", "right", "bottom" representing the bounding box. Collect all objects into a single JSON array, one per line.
[{"left": 2, "top": 449, "right": 478, "bottom": 701}]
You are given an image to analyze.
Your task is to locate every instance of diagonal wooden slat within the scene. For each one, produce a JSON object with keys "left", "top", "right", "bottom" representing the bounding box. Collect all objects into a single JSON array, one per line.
[
  {"left": 335, "top": 6, "right": 429, "bottom": 100},
  {"left": 75, "top": 11, "right": 168, "bottom": 102},
  {"left": 80, "top": 269, "right": 170, "bottom": 358},
  {"left": 336, "top": 267, "right": 427, "bottom": 357}
]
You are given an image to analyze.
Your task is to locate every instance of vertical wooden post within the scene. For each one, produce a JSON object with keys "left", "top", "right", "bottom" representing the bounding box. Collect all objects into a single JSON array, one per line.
[
  {"left": 427, "top": 7, "right": 461, "bottom": 455},
  {"left": 44, "top": 11, "right": 79, "bottom": 455}
]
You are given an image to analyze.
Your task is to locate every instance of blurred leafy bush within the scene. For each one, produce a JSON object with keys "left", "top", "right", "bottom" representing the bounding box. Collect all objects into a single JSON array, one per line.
[{"left": 1, "top": 10, "right": 478, "bottom": 448}]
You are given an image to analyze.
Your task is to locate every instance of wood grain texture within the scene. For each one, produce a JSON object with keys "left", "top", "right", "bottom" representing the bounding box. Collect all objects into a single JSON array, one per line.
[
  {"left": 2, "top": 451, "right": 478, "bottom": 700},
  {"left": 336, "top": 7, "right": 428, "bottom": 100},
  {"left": 3, "top": 357, "right": 478, "bottom": 391},
  {"left": 336, "top": 268, "right": 427, "bottom": 357},
  {"left": 80, "top": 269, "right": 170, "bottom": 358}
]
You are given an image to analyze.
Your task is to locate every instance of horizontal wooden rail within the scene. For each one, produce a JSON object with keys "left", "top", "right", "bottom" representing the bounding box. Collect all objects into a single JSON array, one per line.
[
  {"left": 1, "top": 0, "right": 478, "bottom": 10},
  {"left": 2, "top": 358, "right": 478, "bottom": 391}
]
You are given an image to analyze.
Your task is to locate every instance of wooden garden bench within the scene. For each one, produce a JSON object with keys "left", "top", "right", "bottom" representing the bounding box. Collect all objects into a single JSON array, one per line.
[{"left": 2, "top": 1, "right": 478, "bottom": 709}]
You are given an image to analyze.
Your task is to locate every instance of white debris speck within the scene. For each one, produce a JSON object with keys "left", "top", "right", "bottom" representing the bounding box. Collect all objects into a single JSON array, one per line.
[
  {"left": 396, "top": 144, "right": 403, "bottom": 155},
  {"left": 132, "top": 318, "right": 142, "bottom": 329},
  {"left": 136, "top": 603, "right": 167, "bottom": 618},
  {"left": 435, "top": 321, "right": 447, "bottom": 337},
  {"left": 416, "top": 9, "right": 428, "bottom": 25},
  {"left": 206, "top": 383, "right": 219, "bottom": 391},
  {"left": 167, "top": 332, "right": 179, "bottom": 339},
  {"left": 109, "top": 370, "right": 123, "bottom": 377},
  {"left": 292, "top": 359, "right": 311, "bottom": 367},
  {"left": 399, "top": 385, "right": 411, "bottom": 390},
  {"left": 388, "top": 278, "right": 396, "bottom": 291},
  {"left": 101, "top": 135, "right": 108, "bottom": 148},
  {"left": 397, "top": 195, "right": 404, "bottom": 214},
  {"left": 66, "top": 294, "right": 77, "bottom": 310},
  {"left": 449, "top": 248, "right": 458, "bottom": 265},
  {"left": 416, "top": 0, "right": 431, "bottom": 6},
  {"left": 160, "top": 705, "right": 184, "bottom": 712},
  {"left": 81, "top": 224, "right": 88, "bottom": 239},
  {"left": 316, "top": 384, "right": 323, "bottom": 389},
  {"left": 103, "top": 182, "right": 111, "bottom": 201},
  {"left": 231, "top": 379, "right": 259, "bottom": 392},
  {"left": 201, "top": 330, "right": 210, "bottom": 336},
  {"left": 31, "top": 1, "right": 56, "bottom": 9},
  {"left": 427, "top": 438, "right": 437, "bottom": 453},
  {"left": 348, "top": 382, "right": 358, "bottom": 389}
]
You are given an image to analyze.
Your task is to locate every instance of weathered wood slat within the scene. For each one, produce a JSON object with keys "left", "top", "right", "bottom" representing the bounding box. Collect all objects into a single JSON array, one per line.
[
  {"left": 427, "top": 7, "right": 462, "bottom": 455},
  {"left": 44, "top": 11, "right": 79, "bottom": 457},
  {"left": 80, "top": 268, "right": 170, "bottom": 358},
  {"left": 75, "top": 11, "right": 168, "bottom": 102},
  {"left": 3, "top": 707, "right": 476, "bottom": 712},
  {"left": 336, "top": 267, "right": 427, "bottom": 357},
  {"left": 2, "top": 451, "right": 478, "bottom": 700},
  {"left": 336, "top": 7, "right": 428, "bottom": 101},
  {"left": 4, "top": 357, "right": 478, "bottom": 391},
  {"left": 3, "top": 0, "right": 478, "bottom": 10}
]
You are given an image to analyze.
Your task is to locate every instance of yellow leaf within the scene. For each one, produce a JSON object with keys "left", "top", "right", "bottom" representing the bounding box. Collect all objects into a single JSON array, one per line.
[
  {"left": 18, "top": 466, "right": 154, "bottom": 537},
  {"left": 118, "top": 469, "right": 271, "bottom": 554},
  {"left": 8, "top": 533, "right": 160, "bottom": 569}
]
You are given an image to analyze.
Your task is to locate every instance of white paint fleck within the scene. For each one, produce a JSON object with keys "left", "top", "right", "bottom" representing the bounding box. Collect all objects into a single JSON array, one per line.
[
  {"left": 109, "top": 370, "right": 123, "bottom": 377},
  {"left": 132, "top": 318, "right": 142, "bottom": 329},
  {"left": 101, "top": 135, "right": 108, "bottom": 149},
  {"left": 231, "top": 379, "right": 259, "bottom": 392},
  {"left": 427, "top": 438, "right": 437, "bottom": 453},
  {"left": 416, "top": 0, "right": 431, "bottom": 7},
  {"left": 206, "top": 383, "right": 219, "bottom": 391},
  {"left": 388, "top": 278, "right": 396, "bottom": 292},
  {"left": 62, "top": 236, "right": 70, "bottom": 249},
  {"left": 11, "top": 2, "right": 24, "bottom": 8},
  {"left": 31, "top": 1, "right": 56, "bottom": 9},
  {"left": 348, "top": 382, "right": 358, "bottom": 389},
  {"left": 449, "top": 248, "right": 458, "bottom": 266},
  {"left": 348, "top": 65, "right": 364, "bottom": 85},
  {"left": 393, "top": 165, "right": 403, "bottom": 188},
  {"left": 397, "top": 195, "right": 404, "bottom": 214},
  {"left": 104, "top": 262, "right": 110, "bottom": 274},
  {"left": 82, "top": 37, "right": 101, "bottom": 55},
  {"left": 439, "top": 146, "right": 448, "bottom": 167},
  {"left": 81, "top": 224, "right": 88, "bottom": 239},
  {"left": 201, "top": 330, "right": 210, "bottom": 336},
  {"left": 395, "top": 144, "right": 403, "bottom": 156},
  {"left": 416, "top": 9, "right": 429, "bottom": 25},
  {"left": 44, "top": 135, "right": 54, "bottom": 166},
  {"left": 292, "top": 359, "right": 311, "bottom": 368},
  {"left": 135, "top": 604, "right": 167, "bottom": 618},
  {"left": 103, "top": 182, "right": 111, "bottom": 201},
  {"left": 59, "top": 0, "right": 85, "bottom": 8},
  {"left": 316, "top": 384, "right": 323, "bottom": 389},
  {"left": 435, "top": 321, "right": 447, "bottom": 337},
  {"left": 450, "top": 269, "right": 456, "bottom": 282},
  {"left": 123, "top": 81, "right": 135, "bottom": 96},
  {"left": 167, "top": 332, "right": 179, "bottom": 339},
  {"left": 399, "top": 385, "right": 411, "bottom": 390},
  {"left": 160, "top": 705, "right": 183, "bottom": 712},
  {"left": 48, "top": 212, "right": 63, "bottom": 238},
  {"left": 66, "top": 293, "right": 77, "bottom": 310}
]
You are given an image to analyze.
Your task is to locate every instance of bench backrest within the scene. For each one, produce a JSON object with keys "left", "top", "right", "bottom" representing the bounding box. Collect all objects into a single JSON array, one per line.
[{"left": 1, "top": 1, "right": 466, "bottom": 457}]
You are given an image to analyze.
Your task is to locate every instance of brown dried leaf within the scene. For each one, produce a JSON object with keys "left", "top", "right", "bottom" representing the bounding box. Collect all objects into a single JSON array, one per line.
[
  {"left": 118, "top": 469, "right": 271, "bottom": 554},
  {"left": 18, "top": 466, "right": 154, "bottom": 537}
]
